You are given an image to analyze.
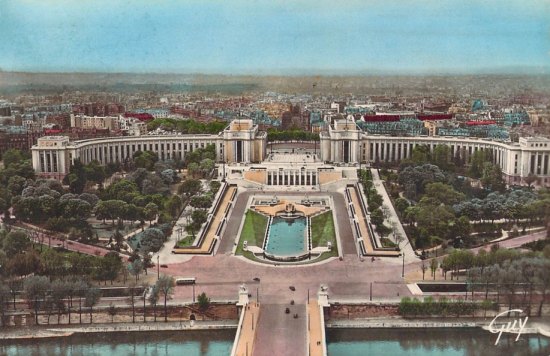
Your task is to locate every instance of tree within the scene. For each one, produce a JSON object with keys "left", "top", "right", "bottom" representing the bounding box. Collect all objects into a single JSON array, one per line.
[
  {"left": 501, "top": 260, "right": 522, "bottom": 315},
  {"left": 3, "top": 231, "right": 31, "bottom": 256},
  {"left": 85, "top": 288, "right": 101, "bottom": 324},
  {"left": 370, "top": 208, "right": 384, "bottom": 227},
  {"left": 79, "top": 193, "right": 99, "bottom": 208},
  {"left": 7, "top": 175, "right": 27, "bottom": 196},
  {"left": 452, "top": 216, "right": 472, "bottom": 241},
  {"left": 128, "top": 259, "right": 143, "bottom": 282},
  {"left": 2, "top": 149, "right": 27, "bottom": 168},
  {"left": 178, "top": 179, "right": 202, "bottom": 197},
  {"left": 100, "top": 252, "right": 123, "bottom": 284},
  {"left": 143, "top": 203, "right": 159, "bottom": 224},
  {"left": 409, "top": 145, "right": 430, "bottom": 165},
  {"left": 50, "top": 280, "right": 69, "bottom": 324},
  {"left": 200, "top": 158, "right": 215, "bottom": 176},
  {"left": 424, "top": 182, "right": 465, "bottom": 206},
  {"left": 148, "top": 285, "right": 160, "bottom": 322},
  {"left": 6, "top": 251, "right": 41, "bottom": 277},
  {"left": 94, "top": 200, "right": 127, "bottom": 225},
  {"left": 108, "top": 304, "right": 117, "bottom": 323},
  {"left": 430, "top": 259, "right": 438, "bottom": 280},
  {"left": 133, "top": 151, "right": 158, "bottom": 171},
  {"left": 63, "top": 199, "right": 92, "bottom": 220},
  {"left": 23, "top": 276, "right": 50, "bottom": 325},
  {"left": 74, "top": 280, "right": 88, "bottom": 324},
  {"left": 103, "top": 180, "right": 139, "bottom": 202},
  {"left": 64, "top": 160, "right": 87, "bottom": 194},
  {"left": 166, "top": 195, "right": 183, "bottom": 218},
  {"left": 190, "top": 196, "right": 212, "bottom": 209},
  {"left": 535, "top": 259, "right": 550, "bottom": 316},
  {"left": 160, "top": 169, "right": 177, "bottom": 185},
  {"left": 398, "top": 164, "right": 446, "bottom": 200},
  {"left": 156, "top": 276, "right": 175, "bottom": 322},
  {"left": 420, "top": 260, "right": 427, "bottom": 280},
  {"left": 84, "top": 160, "right": 106, "bottom": 185},
  {"left": 127, "top": 283, "right": 138, "bottom": 323},
  {"left": 468, "top": 150, "right": 486, "bottom": 179},
  {"left": 524, "top": 173, "right": 539, "bottom": 188},
  {"left": 481, "top": 163, "right": 506, "bottom": 192},
  {"left": 209, "top": 180, "right": 221, "bottom": 194},
  {"left": 40, "top": 249, "right": 65, "bottom": 278},
  {"left": 123, "top": 204, "right": 142, "bottom": 226},
  {"left": 138, "top": 228, "right": 166, "bottom": 253},
  {"left": 432, "top": 145, "right": 454, "bottom": 171},
  {"left": 0, "top": 284, "right": 10, "bottom": 326},
  {"left": 408, "top": 197, "right": 455, "bottom": 248},
  {"left": 187, "top": 162, "right": 200, "bottom": 178},
  {"left": 394, "top": 197, "right": 410, "bottom": 215},
  {"left": 191, "top": 209, "right": 208, "bottom": 228},
  {"left": 197, "top": 292, "right": 210, "bottom": 311}
]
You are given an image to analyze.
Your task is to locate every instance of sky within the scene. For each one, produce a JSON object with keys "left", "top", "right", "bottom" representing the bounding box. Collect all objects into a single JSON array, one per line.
[{"left": 0, "top": 0, "right": 548, "bottom": 75}]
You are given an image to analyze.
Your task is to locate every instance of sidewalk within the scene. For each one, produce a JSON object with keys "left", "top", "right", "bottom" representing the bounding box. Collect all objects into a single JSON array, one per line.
[
  {"left": 0, "top": 320, "right": 238, "bottom": 340},
  {"left": 370, "top": 169, "right": 417, "bottom": 264}
]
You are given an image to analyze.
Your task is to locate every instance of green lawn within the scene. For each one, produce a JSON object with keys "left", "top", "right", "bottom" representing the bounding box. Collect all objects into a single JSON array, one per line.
[
  {"left": 236, "top": 210, "right": 269, "bottom": 257},
  {"left": 311, "top": 211, "right": 336, "bottom": 248},
  {"left": 380, "top": 237, "right": 397, "bottom": 248},
  {"left": 175, "top": 235, "right": 195, "bottom": 247}
]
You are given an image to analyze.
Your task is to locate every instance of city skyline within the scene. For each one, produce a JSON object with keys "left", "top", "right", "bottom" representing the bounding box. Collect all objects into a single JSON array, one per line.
[{"left": 0, "top": 0, "right": 548, "bottom": 75}]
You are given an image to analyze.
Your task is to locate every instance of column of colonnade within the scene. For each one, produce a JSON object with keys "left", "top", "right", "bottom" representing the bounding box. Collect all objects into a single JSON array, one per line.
[
  {"left": 74, "top": 137, "right": 225, "bottom": 168},
  {"left": 37, "top": 150, "right": 63, "bottom": 174},
  {"left": 528, "top": 152, "right": 550, "bottom": 176},
  {"left": 266, "top": 170, "right": 317, "bottom": 186},
  {"left": 364, "top": 138, "right": 516, "bottom": 174}
]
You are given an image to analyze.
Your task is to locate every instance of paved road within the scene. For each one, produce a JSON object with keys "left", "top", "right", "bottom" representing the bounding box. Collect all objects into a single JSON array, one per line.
[
  {"left": 255, "top": 304, "right": 307, "bottom": 356},
  {"left": 165, "top": 253, "right": 410, "bottom": 305},
  {"left": 403, "top": 230, "right": 548, "bottom": 277},
  {"left": 217, "top": 190, "right": 249, "bottom": 254},
  {"left": 332, "top": 191, "right": 356, "bottom": 255},
  {"left": 471, "top": 230, "right": 547, "bottom": 252}
]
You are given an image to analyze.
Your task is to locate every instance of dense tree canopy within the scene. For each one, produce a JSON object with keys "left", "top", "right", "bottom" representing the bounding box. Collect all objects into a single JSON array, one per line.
[
  {"left": 267, "top": 129, "right": 320, "bottom": 142},
  {"left": 147, "top": 118, "right": 226, "bottom": 135}
]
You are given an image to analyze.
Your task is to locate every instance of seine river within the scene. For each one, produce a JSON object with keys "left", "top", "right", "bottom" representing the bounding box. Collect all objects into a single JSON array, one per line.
[
  {"left": 1, "top": 328, "right": 549, "bottom": 355},
  {"left": 326, "top": 328, "right": 550, "bottom": 356},
  {"left": 0, "top": 330, "right": 235, "bottom": 356}
]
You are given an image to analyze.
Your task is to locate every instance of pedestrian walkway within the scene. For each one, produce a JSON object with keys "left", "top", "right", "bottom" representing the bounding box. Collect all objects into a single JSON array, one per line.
[
  {"left": 370, "top": 169, "right": 417, "bottom": 263},
  {"left": 172, "top": 185, "right": 237, "bottom": 255},
  {"left": 307, "top": 300, "right": 326, "bottom": 356},
  {"left": 346, "top": 185, "right": 400, "bottom": 257},
  {"left": 232, "top": 302, "right": 260, "bottom": 356}
]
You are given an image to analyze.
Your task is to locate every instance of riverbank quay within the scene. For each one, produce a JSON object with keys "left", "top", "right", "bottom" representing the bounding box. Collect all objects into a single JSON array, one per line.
[
  {"left": 326, "top": 316, "right": 550, "bottom": 336},
  {"left": 0, "top": 320, "right": 238, "bottom": 341}
]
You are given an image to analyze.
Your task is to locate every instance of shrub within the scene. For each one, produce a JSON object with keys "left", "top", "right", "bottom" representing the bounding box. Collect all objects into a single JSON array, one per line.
[{"left": 197, "top": 292, "right": 210, "bottom": 311}]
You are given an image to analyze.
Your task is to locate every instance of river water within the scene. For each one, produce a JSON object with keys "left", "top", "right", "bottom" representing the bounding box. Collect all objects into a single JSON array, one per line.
[
  {"left": 326, "top": 328, "right": 550, "bottom": 356},
  {"left": 0, "top": 330, "right": 235, "bottom": 356},
  {"left": 2, "top": 327, "right": 548, "bottom": 355}
]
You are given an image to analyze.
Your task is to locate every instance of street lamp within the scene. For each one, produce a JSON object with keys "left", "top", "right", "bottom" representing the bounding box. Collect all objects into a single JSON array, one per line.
[{"left": 157, "top": 255, "right": 160, "bottom": 280}]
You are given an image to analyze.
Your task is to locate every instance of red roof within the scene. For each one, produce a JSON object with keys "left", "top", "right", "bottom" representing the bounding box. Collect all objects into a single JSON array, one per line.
[
  {"left": 124, "top": 112, "right": 154, "bottom": 121},
  {"left": 363, "top": 115, "right": 400, "bottom": 122},
  {"left": 466, "top": 120, "right": 496, "bottom": 126},
  {"left": 417, "top": 114, "right": 453, "bottom": 121},
  {"left": 44, "top": 129, "right": 63, "bottom": 134}
]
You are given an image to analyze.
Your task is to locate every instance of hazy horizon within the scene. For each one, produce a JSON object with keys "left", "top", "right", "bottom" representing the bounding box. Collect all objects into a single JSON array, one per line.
[
  {"left": 1, "top": 0, "right": 548, "bottom": 75},
  {"left": 1, "top": 67, "right": 549, "bottom": 77}
]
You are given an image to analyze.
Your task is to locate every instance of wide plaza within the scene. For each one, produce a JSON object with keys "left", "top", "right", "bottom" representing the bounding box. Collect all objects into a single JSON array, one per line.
[{"left": 157, "top": 144, "right": 419, "bottom": 304}]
